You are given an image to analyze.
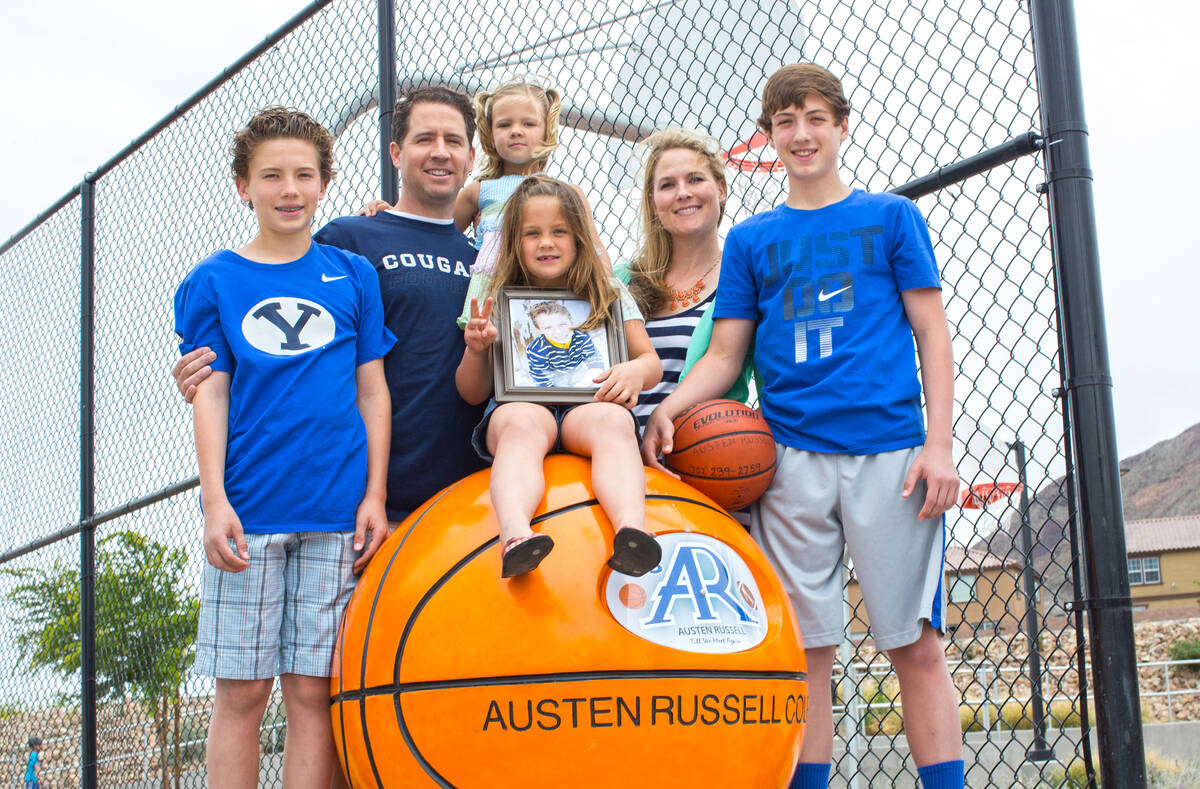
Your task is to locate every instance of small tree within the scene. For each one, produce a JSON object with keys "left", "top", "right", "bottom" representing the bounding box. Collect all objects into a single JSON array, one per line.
[{"left": 5, "top": 530, "right": 200, "bottom": 789}]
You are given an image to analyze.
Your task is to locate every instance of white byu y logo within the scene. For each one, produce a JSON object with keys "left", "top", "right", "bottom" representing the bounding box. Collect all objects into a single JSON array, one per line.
[{"left": 241, "top": 297, "right": 336, "bottom": 356}]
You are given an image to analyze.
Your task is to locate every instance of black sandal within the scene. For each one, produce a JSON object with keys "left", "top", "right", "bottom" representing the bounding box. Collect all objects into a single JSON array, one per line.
[
  {"left": 501, "top": 534, "right": 554, "bottom": 578},
  {"left": 606, "top": 528, "right": 662, "bottom": 577}
]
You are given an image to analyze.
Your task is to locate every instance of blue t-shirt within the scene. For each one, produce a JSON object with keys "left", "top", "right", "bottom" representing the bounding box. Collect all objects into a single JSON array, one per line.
[
  {"left": 315, "top": 212, "right": 487, "bottom": 521},
  {"left": 25, "top": 750, "right": 37, "bottom": 782},
  {"left": 714, "top": 189, "right": 940, "bottom": 454},
  {"left": 174, "top": 243, "right": 396, "bottom": 533}
]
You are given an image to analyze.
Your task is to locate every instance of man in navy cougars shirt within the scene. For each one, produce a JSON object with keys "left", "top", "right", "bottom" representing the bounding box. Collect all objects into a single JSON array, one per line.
[{"left": 175, "top": 86, "right": 486, "bottom": 548}]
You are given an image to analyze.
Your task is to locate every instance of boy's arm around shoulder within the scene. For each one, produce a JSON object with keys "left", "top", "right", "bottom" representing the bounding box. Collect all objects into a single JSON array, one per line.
[
  {"left": 172, "top": 264, "right": 230, "bottom": 403},
  {"left": 192, "top": 371, "right": 250, "bottom": 572},
  {"left": 900, "top": 287, "right": 959, "bottom": 519},
  {"left": 641, "top": 318, "right": 754, "bottom": 472},
  {"left": 353, "top": 358, "right": 391, "bottom": 573}
]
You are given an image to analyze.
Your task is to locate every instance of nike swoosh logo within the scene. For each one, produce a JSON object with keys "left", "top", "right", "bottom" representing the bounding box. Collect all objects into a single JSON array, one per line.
[
  {"left": 321, "top": 274, "right": 347, "bottom": 282},
  {"left": 817, "top": 285, "right": 851, "bottom": 302}
]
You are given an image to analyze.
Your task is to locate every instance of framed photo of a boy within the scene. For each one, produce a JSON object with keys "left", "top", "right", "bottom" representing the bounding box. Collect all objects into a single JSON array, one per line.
[{"left": 492, "top": 286, "right": 627, "bottom": 404}]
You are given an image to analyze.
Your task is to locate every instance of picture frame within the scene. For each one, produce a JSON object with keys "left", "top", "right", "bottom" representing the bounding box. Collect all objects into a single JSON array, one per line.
[{"left": 492, "top": 286, "right": 627, "bottom": 404}]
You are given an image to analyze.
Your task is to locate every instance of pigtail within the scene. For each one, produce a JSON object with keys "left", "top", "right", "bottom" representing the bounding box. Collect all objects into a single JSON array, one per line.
[
  {"left": 473, "top": 89, "right": 504, "bottom": 180},
  {"left": 529, "top": 86, "right": 562, "bottom": 173}
]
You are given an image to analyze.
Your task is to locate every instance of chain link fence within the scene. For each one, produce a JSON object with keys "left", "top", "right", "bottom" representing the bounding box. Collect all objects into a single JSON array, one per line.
[{"left": 0, "top": 0, "right": 1125, "bottom": 785}]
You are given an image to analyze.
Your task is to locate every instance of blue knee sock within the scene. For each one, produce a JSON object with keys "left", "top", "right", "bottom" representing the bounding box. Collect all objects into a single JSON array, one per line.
[
  {"left": 917, "top": 760, "right": 964, "bottom": 789},
  {"left": 789, "top": 762, "right": 831, "bottom": 789}
]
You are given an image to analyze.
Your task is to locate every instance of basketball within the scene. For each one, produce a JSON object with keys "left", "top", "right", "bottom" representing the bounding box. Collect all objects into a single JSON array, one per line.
[
  {"left": 331, "top": 454, "right": 806, "bottom": 787},
  {"left": 665, "top": 399, "right": 777, "bottom": 511}
]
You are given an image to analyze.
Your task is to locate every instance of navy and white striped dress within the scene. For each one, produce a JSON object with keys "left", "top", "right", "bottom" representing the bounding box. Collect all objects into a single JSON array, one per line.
[{"left": 632, "top": 291, "right": 715, "bottom": 433}]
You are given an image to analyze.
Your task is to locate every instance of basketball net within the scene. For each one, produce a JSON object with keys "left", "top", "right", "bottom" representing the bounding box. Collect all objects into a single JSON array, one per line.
[{"left": 722, "top": 131, "right": 787, "bottom": 218}]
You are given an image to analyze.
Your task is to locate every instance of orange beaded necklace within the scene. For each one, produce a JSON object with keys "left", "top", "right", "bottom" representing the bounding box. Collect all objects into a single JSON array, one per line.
[{"left": 664, "top": 257, "right": 719, "bottom": 310}]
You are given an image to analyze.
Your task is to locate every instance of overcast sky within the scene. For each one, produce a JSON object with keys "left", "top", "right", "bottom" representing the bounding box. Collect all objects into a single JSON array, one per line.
[{"left": 0, "top": 0, "right": 1193, "bottom": 459}]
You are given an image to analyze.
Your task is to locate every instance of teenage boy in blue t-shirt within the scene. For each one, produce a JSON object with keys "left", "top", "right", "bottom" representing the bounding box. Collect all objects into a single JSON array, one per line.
[
  {"left": 643, "top": 64, "right": 964, "bottom": 789},
  {"left": 174, "top": 107, "right": 395, "bottom": 788},
  {"left": 175, "top": 87, "right": 486, "bottom": 526}
]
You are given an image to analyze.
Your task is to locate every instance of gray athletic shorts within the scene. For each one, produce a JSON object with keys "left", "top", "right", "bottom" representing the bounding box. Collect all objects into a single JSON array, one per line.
[
  {"left": 751, "top": 445, "right": 946, "bottom": 651},
  {"left": 194, "top": 531, "right": 359, "bottom": 680}
]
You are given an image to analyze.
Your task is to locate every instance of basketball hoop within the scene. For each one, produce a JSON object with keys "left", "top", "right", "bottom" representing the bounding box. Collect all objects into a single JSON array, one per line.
[
  {"left": 959, "top": 481, "right": 1024, "bottom": 509},
  {"left": 723, "top": 131, "right": 785, "bottom": 217},
  {"left": 722, "top": 131, "right": 784, "bottom": 174}
]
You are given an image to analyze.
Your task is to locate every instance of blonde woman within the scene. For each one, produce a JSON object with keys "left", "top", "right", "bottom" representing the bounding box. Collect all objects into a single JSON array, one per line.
[{"left": 617, "top": 128, "right": 756, "bottom": 432}]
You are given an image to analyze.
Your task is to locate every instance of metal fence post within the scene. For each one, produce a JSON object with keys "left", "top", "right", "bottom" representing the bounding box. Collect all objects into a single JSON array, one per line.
[
  {"left": 1028, "top": 1, "right": 1145, "bottom": 785},
  {"left": 838, "top": 581, "right": 863, "bottom": 789},
  {"left": 376, "top": 0, "right": 398, "bottom": 204},
  {"left": 1012, "top": 440, "right": 1053, "bottom": 761},
  {"left": 1164, "top": 663, "right": 1173, "bottom": 723},
  {"left": 80, "top": 174, "right": 98, "bottom": 788},
  {"left": 981, "top": 662, "right": 992, "bottom": 732}
]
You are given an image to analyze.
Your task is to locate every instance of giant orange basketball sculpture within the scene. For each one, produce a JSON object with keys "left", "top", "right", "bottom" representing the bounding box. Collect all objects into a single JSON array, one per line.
[{"left": 331, "top": 454, "right": 807, "bottom": 787}]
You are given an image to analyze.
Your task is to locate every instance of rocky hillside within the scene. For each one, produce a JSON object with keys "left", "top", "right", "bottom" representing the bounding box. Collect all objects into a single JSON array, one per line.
[{"left": 1119, "top": 422, "right": 1200, "bottom": 520}]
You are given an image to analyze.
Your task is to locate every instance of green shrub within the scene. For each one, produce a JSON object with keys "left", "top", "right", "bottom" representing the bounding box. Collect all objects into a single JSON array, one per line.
[
  {"left": 1167, "top": 637, "right": 1200, "bottom": 665},
  {"left": 855, "top": 676, "right": 903, "bottom": 735},
  {"left": 1045, "top": 758, "right": 1097, "bottom": 788},
  {"left": 997, "top": 699, "right": 1033, "bottom": 730},
  {"left": 1046, "top": 699, "right": 1083, "bottom": 728},
  {"left": 958, "top": 701, "right": 998, "bottom": 732}
]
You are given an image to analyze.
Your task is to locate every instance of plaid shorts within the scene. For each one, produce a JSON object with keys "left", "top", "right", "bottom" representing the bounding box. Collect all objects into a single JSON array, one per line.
[{"left": 193, "top": 531, "right": 359, "bottom": 680}]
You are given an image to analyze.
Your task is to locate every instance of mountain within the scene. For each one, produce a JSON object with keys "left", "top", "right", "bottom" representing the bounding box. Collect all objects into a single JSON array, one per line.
[{"left": 1117, "top": 422, "right": 1200, "bottom": 519}]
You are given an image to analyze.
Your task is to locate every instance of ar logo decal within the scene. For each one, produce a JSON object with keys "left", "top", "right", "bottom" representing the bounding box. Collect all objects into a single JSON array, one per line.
[
  {"left": 241, "top": 297, "right": 336, "bottom": 356},
  {"left": 642, "top": 542, "right": 759, "bottom": 627}
]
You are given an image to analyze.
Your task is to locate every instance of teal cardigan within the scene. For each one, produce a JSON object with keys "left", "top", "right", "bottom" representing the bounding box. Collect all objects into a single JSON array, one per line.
[{"left": 614, "top": 262, "right": 757, "bottom": 405}]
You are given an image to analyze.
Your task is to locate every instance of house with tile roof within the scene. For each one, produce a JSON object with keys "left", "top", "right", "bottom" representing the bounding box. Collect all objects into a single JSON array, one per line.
[{"left": 1125, "top": 514, "right": 1200, "bottom": 612}]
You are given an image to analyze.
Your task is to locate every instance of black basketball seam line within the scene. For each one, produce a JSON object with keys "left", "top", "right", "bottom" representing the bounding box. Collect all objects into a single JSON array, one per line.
[
  {"left": 332, "top": 668, "right": 809, "bottom": 702},
  {"left": 349, "top": 488, "right": 744, "bottom": 784},
  {"left": 384, "top": 494, "right": 672, "bottom": 785},
  {"left": 345, "top": 479, "right": 467, "bottom": 789},
  {"left": 668, "top": 460, "right": 779, "bottom": 483},
  {"left": 367, "top": 493, "right": 704, "bottom": 698},
  {"left": 668, "top": 429, "right": 776, "bottom": 456},
  {"left": 386, "top": 491, "right": 739, "bottom": 697},
  {"left": 531, "top": 494, "right": 733, "bottom": 523},
  {"left": 334, "top": 606, "right": 352, "bottom": 788},
  {"left": 392, "top": 538, "right": 497, "bottom": 788},
  {"left": 530, "top": 497, "right": 598, "bottom": 524},
  {"left": 355, "top": 493, "right": 445, "bottom": 789}
]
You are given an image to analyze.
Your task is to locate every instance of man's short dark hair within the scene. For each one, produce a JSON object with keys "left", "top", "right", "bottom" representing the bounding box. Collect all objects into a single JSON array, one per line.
[{"left": 391, "top": 86, "right": 476, "bottom": 147}]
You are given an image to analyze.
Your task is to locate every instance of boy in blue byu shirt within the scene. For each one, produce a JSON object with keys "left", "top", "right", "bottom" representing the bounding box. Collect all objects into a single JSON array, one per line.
[
  {"left": 174, "top": 107, "right": 394, "bottom": 788},
  {"left": 176, "top": 87, "right": 487, "bottom": 525},
  {"left": 643, "top": 64, "right": 964, "bottom": 789}
]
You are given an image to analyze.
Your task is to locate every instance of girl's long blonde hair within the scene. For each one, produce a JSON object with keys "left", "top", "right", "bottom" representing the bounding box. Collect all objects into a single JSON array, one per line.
[
  {"left": 474, "top": 79, "right": 563, "bottom": 180},
  {"left": 489, "top": 176, "right": 617, "bottom": 332},
  {"left": 627, "top": 128, "right": 728, "bottom": 316}
]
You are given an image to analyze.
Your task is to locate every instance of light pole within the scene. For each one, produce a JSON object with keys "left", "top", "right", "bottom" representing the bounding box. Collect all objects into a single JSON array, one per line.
[{"left": 1010, "top": 438, "right": 1054, "bottom": 762}]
